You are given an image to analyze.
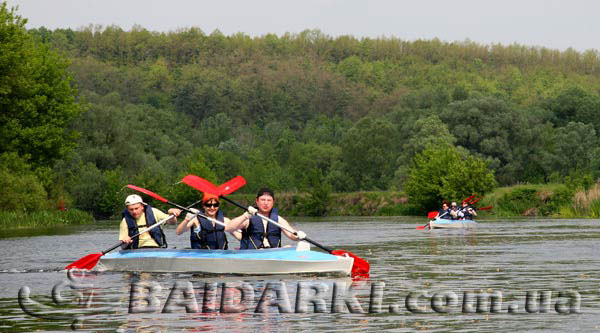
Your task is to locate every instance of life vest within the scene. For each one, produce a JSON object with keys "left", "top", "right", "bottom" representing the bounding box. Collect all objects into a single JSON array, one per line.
[
  {"left": 438, "top": 208, "right": 450, "bottom": 219},
  {"left": 190, "top": 210, "right": 228, "bottom": 250},
  {"left": 460, "top": 205, "right": 474, "bottom": 220},
  {"left": 240, "top": 208, "right": 281, "bottom": 249},
  {"left": 123, "top": 205, "right": 166, "bottom": 249}
]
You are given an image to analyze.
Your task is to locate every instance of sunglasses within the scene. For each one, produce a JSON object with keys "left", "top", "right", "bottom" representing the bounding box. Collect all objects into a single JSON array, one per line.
[{"left": 204, "top": 202, "right": 219, "bottom": 208}]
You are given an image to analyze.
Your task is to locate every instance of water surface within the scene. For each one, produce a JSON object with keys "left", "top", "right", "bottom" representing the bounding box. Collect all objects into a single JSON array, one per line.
[{"left": 1, "top": 217, "right": 599, "bottom": 332}]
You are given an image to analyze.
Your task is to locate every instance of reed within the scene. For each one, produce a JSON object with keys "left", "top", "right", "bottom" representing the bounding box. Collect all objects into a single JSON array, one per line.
[
  {"left": 571, "top": 183, "right": 600, "bottom": 217},
  {"left": 0, "top": 209, "right": 94, "bottom": 230}
]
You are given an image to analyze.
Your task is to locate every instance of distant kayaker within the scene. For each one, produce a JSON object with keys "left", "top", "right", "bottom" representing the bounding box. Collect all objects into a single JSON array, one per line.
[
  {"left": 175, "top": 192, "right": 239, "bottom": 250},
  {"left": 120, "top": 194, "right": 181, "bottom": 249},
  {"left": 436, "top": 201, "right": 450, "bottom": 219},
  {"left": 458, "top": 200, "right": 477, "bottom": 220},
  {"left": 449, "top": 201, "right": 459, "bottom": 220},
  {"left": 226, "top": 187, "right": 306, "bottom": 249}
]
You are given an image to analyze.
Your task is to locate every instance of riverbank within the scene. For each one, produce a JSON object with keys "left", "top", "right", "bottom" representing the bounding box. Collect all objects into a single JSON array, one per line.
[
  {"left": 228, "top": 182, "right": 599, "bottom": 218},
  {"left": 0, "top": 209, "right": 95, "bottom": 231}
]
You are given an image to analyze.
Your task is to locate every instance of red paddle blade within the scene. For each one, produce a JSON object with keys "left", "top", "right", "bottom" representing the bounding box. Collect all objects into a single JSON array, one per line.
[
  {"left": 416, "top": 225, "right": 427, "bottom": 230},
  {"left": 427, "top": 211, "right": 438, "bottom": 219},
  {"left": 127, "top": 184, "right": 168, "bottom": 203},
  {"left": 65, "top": 253, "right": 103, "bottom": 270},
  {"left": 462, "top": 195, "right": 474, "bottom": 203},
  {"left": 217, "top": 176, "right": 246, "bottom": 196},
  {"left": 331, "top": 250, "right": 370, "bottom": 277},
  {"left": 478, "top": 205, "right": 493, "bottom": 210},
  {"left": 469, "top": 197, "right": 482, "bottom": 205},
  {"left": 182, "top": 175, "right": 219, "bottom": 195}
]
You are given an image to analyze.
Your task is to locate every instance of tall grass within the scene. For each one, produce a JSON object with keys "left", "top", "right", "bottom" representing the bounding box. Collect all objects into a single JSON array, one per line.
[
  {"left": 571, "top": 183, "right": 600, "bottom": 218},
  {"left": 0, "top": 209, "right": 95, "bottom": 229}
]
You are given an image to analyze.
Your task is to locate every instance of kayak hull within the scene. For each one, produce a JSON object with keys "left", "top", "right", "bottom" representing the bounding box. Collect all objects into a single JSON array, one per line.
[
  {"left": 429, "top": 218, "right": 477, "bottom": 229},
  {"left": 97, "top": 245, "right": 353, "bottom": 276}
]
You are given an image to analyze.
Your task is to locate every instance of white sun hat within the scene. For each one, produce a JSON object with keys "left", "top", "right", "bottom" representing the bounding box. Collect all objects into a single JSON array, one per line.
[{"left": 124, "top": 194, "right": 146, "bottom": 206}]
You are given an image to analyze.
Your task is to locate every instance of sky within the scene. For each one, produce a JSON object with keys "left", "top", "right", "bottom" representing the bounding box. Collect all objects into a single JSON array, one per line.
[{"left": 6, "top": 0, "right": 600, "bottom": 52}]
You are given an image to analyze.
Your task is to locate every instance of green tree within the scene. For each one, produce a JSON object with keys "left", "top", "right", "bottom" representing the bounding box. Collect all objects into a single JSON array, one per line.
[
  {"left": 440, "top": 96, "right": 549, "bottom": 184},
  {"left": 394, "top": 115, "right": 456, "bottom": 189},
  {"left": 0, "top": 3, "right": 83, "bottom": 170},
  {"left": 340, "top": 116, "right": 400, "bottom": 190},
  {"left": 405, "top": 145, "right": 497, "bottom": 211},
  {"left": 544, "top": 86, "right": 600, "bottom": 132},
  {"left": 0, "top": 152, "right": 48, "bottom": 211}
]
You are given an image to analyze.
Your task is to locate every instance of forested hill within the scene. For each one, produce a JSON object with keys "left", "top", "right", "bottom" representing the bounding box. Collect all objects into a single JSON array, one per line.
[{"left": 27, "top": 26, "right": 600, "bottom": 216}]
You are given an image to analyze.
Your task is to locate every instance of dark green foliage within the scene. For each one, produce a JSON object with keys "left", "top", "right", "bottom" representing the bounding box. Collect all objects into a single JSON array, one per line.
[
  {"left": 539, "top": 185, "right": 574, "bottom": 216},
  {"left": 440, "top": 96, "right": 552, "bottom": 185},
  {"left": 0, "top": 153, "right": 48, "bottom": 211},
  {"left": 497, "top": 188, "right": 539, "bottom": 215},
  {"left": 544, "top": 86, "right": 600, "bottom": 132},
  {"left": 296, "top": 169, "right": 332, "bottom": 217},
  {"left": 340, "top": 116, "right": 400, "bottom": 190}
]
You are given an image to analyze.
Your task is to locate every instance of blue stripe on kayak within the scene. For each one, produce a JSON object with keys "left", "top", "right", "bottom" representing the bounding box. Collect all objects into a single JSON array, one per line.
[
  {"left": 432, "top": 218, "right": 476, "bottom": 224},
  {"left": 103, "top": 248, "right": 339, "bottom": 261}
]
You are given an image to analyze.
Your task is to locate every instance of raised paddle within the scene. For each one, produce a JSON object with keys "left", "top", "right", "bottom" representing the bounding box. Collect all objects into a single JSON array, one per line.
[
  {"left": 65, "top": 196, "right": 203, "bottom": 270},
  {"left": 181, "top": 174, "right": 370, "bottom": 276},
  {"left": 216, "top": 176, "right": 247, "bottom": 196},
  {"left": 468, "top": 197, "right": 482, "bottom": 205},
  {"left": 127, "top": 185, "right": 232, "bottom": 229}
]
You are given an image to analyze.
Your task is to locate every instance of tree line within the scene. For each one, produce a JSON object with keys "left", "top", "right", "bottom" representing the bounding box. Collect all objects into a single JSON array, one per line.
[{"left": 2, "top": 2, "right": 600, "bottom": 216}]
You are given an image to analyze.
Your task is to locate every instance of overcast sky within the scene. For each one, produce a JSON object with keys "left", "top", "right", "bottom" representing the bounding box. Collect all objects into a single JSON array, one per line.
[{"left": 6, "top": 0, "right": 599, "bottom": 52}]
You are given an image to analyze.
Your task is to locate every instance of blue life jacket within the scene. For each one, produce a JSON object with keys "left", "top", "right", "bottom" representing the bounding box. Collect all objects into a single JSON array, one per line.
[
  {"left": 123, "top": 205, "right": 166, "bottom": 249},
  {"left": 240, "top": 208, "right": 281, "bottom": 249},
  {"left": 190, "top": 210, "right": 228, "bottom": 250},
  {"left": 438, "top": 208, "right": 450, "bottom": 218},
  {"left": 461, "top": 205, "right": 474, "bottom": 220}
]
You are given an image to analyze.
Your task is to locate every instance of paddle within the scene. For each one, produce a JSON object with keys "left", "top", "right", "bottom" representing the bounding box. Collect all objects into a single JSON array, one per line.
[
  {"left": 127, "top": 185, "right": 232, "bottom": 229},
  {"left": 468, "top": 197, "right": 482, "bottom": 205},
  {"left": 181, "top": 174, "right": 370, "bottom": 276},
  {"left": 65, "top": 195, "right": 203, "bottom": 270},
  {"left": 416, "top": 211, "right": 448, "bottom": 230}
]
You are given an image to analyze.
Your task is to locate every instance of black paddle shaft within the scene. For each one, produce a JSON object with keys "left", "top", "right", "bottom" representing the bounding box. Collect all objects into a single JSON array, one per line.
[{"left": 220, "top": 196, "right": 334, "bottom": 253}]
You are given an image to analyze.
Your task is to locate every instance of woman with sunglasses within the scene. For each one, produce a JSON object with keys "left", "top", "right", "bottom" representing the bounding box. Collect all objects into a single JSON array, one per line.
[{"left": 175, "top": 192, "right": 233, "bottom": 250}]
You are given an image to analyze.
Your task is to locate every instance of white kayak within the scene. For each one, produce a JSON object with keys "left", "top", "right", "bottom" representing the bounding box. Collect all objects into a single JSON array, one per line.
[
  {"left": 97, "top": 244, "right": 354, "bottom": 276},
  {"left": 429, "top": 218, "right": 477, "bottom": 229}
]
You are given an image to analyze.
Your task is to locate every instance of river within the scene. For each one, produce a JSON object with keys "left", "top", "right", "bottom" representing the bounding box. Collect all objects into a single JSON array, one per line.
[{"left": 1, "top": 217, "right": 599, "bottom": 332}]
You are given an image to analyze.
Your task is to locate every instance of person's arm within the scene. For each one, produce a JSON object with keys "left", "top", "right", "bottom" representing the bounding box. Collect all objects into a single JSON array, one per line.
[
  {"left": 119, "top": 219, "right": 132, "bottom": 244},
  {"left": 225, "top": 212, "right": 251, "bottom": 232},
  {"left": 230, "top": 230, "right": 243, "bottom": 241},
  {"left": 166, "top": 208, "right": 181, "bottom": 224},
  {"left": 222, "top": 217, "right": 242, "bottom": 240},
  {"left": 175, "top": 208, "right": 200, "bottom": 235},
  {"left": 277, "top": 216, "right": 306, "bottom": 241},
  {"left": 470, "top": 208, "right": 477, "bottom": 217},
  {"left": 152, "top": 207, "right": 180, "bottom": 226}
]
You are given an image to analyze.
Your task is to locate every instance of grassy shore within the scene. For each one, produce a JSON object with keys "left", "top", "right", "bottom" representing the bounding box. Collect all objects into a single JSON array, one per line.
[
  {"left": 228, "top": 182, "right": 600, "bottom": 218},
  {"left": 0, "top": 209, "right": 95, "bottom": 230}
]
